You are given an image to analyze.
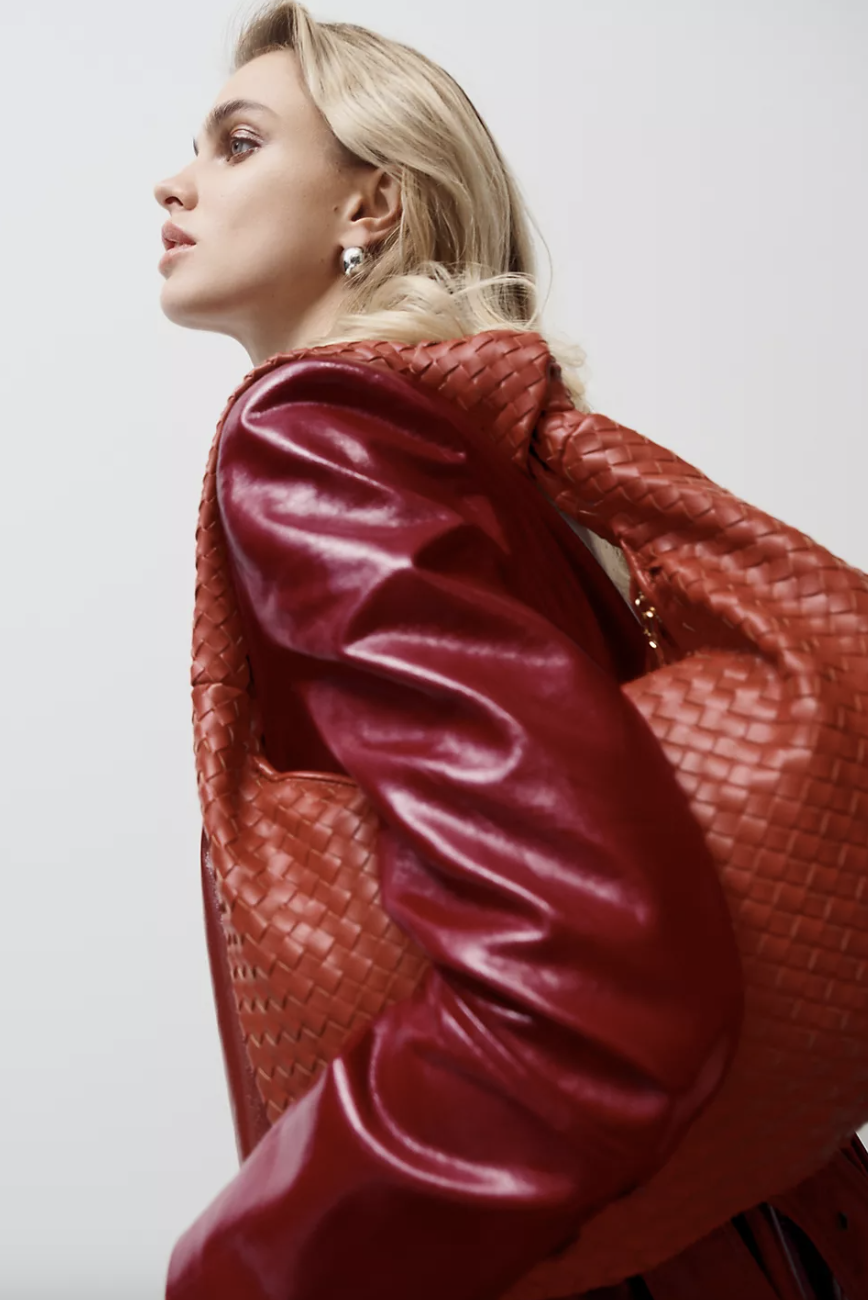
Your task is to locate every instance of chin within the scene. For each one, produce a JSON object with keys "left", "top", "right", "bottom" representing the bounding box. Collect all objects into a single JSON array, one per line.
[
  {"left": 158, "top": 284, "right": 221, "bottom": 334},
  {"left": 159, "top": 294, "right": 197, "bottom": 329}
]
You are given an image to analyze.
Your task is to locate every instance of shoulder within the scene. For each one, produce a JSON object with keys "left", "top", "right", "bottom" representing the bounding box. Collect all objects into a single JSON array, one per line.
[
  {"left": 219, "top": 353, "right": 479, "bottom": 470},
  {"left": 215, "top": 354, "right": 502, "bottom": 535}
]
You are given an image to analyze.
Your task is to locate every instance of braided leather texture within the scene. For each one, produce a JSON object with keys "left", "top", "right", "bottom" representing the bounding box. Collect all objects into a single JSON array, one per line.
[{"left": 190, "top": 328, "right": 868, "bottom": 1295}]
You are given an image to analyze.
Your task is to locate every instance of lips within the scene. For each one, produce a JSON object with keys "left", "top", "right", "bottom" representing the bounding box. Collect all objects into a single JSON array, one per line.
[
  {"left": 162, "top": 222, "right": 196, "bottom": 250},
  {"left": 159, "top": 240, "right": 195, "bottom": 271}
]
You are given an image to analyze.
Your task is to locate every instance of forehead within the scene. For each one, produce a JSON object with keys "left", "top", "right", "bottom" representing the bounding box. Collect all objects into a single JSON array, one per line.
[
  {"left": 195, "top": 48, "right": 355, "bottom": 172},
  {"left": 209, "top": 49, "right": 309, "bottom": 126},
  {"left": 193, "top": 51, "right": 327, "bottom": 155}
]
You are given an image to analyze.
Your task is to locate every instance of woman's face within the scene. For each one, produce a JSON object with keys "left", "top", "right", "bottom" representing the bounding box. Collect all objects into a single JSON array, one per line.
[{"left": 153, "top": 49, "right": 399, "bottom": 364}]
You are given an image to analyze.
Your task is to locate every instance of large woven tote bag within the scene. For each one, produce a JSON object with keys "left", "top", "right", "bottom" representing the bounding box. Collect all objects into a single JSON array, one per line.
[{"left": 191, "top": 329, "right": 868, "bottom": 1296}]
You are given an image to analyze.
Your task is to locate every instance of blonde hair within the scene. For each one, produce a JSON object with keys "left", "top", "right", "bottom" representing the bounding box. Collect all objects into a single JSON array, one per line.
[{"left": 229, "top": 0, "right": 593, "bottom": 412}]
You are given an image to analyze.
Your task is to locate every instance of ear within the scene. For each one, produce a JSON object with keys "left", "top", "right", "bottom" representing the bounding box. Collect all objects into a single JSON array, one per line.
[{"left": 342, "top": 166, "right": 402, "bottom": 247}]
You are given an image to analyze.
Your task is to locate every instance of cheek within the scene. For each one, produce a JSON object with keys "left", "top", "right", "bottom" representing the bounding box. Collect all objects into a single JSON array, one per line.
[
  {"left": 213, "top": 156, "right": 342, "bottom": 279},
  {"left": 266, "top": 157, "right": 344, "bottom": 242},
  {"left": 261, "top": 208, "right": 338, "bottom": 278}
]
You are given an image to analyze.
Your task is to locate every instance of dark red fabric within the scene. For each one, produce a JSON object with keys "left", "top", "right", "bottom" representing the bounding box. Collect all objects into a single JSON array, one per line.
[
  {"left": 580, "top": 1134, "right": 868, "bottom": 1299},
  {"left": 167, "top": 357, "right": 866, "bottom": 1300}
]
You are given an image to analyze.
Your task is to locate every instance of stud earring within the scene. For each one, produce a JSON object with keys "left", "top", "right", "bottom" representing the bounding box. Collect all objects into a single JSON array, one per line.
[{"left": 341, "top": 246, "right": 367, "bottom": 277}]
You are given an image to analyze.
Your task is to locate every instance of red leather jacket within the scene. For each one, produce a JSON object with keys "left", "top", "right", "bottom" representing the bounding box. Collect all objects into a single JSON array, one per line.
[{"left": 165, "top": 354, "right": 862, "bottom": 1300}]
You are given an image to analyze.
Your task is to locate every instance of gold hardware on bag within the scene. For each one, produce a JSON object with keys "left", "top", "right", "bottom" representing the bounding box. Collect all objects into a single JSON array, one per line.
[
  {"left": 632, "top": 588, "right": 667, "bottom": 667},
  {"left": 634, "top": 591, "right": 659, "bottom": 651}
]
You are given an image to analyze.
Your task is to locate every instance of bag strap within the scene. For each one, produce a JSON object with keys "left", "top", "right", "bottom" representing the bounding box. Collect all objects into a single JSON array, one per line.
[{"left": 529, "top": 370, "right": 868, "bottom": 672}]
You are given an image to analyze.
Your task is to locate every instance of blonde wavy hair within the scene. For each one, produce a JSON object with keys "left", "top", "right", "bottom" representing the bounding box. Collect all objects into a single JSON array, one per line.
[{"left": 230, "top": 0, "right": 593, "bottom": 414}]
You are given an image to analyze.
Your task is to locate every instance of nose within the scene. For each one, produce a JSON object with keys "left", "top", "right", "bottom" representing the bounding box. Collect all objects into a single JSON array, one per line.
[
  {"left": 154, "top": 159, "right": 195, "bottom": 211},
  {"left": 154, "top": 175, "right": 180, "bottom": 209}
]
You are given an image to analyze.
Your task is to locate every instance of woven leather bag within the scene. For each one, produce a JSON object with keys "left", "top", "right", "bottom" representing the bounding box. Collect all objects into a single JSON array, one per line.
[{"left": 191, "top": 328, "right": 868, "bottom": 1296}]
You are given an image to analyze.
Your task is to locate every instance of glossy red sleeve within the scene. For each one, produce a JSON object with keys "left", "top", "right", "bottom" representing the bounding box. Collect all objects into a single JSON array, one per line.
[{"left": 166, "top": 356, "right": 744, "bottom": 1300}]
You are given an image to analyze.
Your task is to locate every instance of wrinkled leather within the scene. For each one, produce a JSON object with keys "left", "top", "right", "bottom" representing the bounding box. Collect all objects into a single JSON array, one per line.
[{"left": 167, "top": 357, "right": 746, "bottom": 1300}]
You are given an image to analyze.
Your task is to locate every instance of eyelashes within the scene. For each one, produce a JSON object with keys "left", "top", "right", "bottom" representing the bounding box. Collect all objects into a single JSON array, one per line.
[{"left": 220, "top": 129, "right": 259, "bottom": 162}]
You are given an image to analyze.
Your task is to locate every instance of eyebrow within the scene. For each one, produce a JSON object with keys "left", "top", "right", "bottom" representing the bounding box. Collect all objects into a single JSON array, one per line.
[{"left": 193, "top": 98, "right": 278, "bottom": 155}]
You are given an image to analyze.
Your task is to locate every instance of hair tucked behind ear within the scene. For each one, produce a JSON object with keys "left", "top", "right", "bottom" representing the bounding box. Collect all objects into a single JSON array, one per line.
[{"left": 230, "top": 0, "right": 593, "bottom": 411}]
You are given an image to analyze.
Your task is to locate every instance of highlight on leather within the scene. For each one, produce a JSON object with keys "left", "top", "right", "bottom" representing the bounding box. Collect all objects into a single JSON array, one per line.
[{"left": 191, "top": 328, "right": 868, "bottom": 1295}]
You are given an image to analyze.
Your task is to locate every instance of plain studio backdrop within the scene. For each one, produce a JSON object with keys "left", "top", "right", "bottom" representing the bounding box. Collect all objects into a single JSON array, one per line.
[{"left": 0, "top": 1, "right": 865, "bottom": 1296}]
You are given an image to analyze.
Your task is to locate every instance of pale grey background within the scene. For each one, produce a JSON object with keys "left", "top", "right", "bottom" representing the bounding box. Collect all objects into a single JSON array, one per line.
[{"left": 1, "top": 1, "right": 866, "bottom": 1296}]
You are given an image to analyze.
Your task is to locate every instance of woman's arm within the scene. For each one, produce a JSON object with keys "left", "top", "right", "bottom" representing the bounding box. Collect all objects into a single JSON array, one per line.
[{"left": 166, "top": 356, "right": 744, "bottom": 1300}]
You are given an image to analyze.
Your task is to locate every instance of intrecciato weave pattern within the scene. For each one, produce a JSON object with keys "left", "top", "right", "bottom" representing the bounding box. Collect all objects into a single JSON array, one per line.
[{"left": 190, "top": 329, "right": 868, "bottom": 1296}]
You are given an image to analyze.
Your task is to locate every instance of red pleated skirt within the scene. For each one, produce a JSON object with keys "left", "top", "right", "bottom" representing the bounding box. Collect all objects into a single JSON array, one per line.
[{"left": 568, "top": 1134, "right": 868, "bottom": 1300}]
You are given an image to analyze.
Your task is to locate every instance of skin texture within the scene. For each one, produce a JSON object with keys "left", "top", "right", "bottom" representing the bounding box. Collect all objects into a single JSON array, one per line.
[{"left": 153, "top": 48, "right": 401, "bottom": 364}]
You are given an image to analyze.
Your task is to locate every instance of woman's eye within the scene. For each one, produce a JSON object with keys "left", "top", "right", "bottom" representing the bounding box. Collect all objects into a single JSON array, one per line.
[{"left": 222, "top": 131, "right": 258, "bottom": 160}]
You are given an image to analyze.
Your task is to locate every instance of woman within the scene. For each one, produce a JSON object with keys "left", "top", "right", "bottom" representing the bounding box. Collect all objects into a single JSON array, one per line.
[{"left": 154, "top": 4, "right": 868, "bottom": 1298}]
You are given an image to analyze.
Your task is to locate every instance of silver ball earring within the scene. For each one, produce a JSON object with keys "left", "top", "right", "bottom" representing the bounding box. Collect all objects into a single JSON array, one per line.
[{"left": 341, "top": 246, "right": 367, "bottom": 277}]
